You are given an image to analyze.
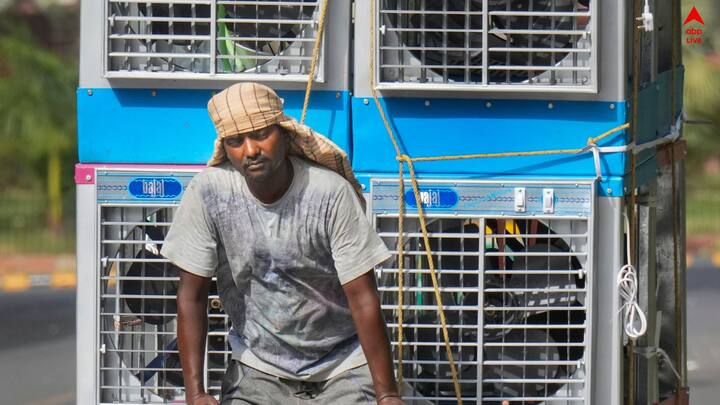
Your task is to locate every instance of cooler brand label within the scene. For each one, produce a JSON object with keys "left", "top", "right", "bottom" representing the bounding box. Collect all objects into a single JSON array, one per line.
[
  {"left": 404, "top": 188, "right": 459, "bottom": 209},
  {"left": 128, "top": 177, "right": 183, "bottom": 199}
]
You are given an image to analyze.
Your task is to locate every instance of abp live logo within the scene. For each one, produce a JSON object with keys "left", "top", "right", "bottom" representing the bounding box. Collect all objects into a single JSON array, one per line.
[{"left": 684, "top": 6, "right": 705, "bottom": 45}]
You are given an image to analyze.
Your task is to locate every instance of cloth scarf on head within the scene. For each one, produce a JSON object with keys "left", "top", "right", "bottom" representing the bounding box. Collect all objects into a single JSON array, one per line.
[{"left": 206, "top": 82, "right": 364, "bottom": 206}]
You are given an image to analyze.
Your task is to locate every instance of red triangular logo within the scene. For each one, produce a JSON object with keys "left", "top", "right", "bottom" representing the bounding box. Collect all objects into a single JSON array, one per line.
[{"left": 684, "top": 6, "right": 705, "bottom": 25}]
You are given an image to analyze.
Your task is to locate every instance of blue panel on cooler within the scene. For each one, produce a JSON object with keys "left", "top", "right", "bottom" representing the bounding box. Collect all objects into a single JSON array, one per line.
[
  {"left": 351, "top": 97, "right": 628, "bottom": 179},
  {"left": 78, "top": 88, "right": 352, "bottom": 164}
]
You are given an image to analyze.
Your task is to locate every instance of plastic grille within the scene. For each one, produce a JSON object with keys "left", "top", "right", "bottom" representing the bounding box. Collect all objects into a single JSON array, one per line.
[
  {"left": 105, "top": 0, "right": 323, "bottom": 80},
  {"left": 98, "top": 204, "right": 230, "bottom": 403},
  {"left": 376, "top": 0, "right": 595, "bottom": 90},
  {"left": 375, "top": 215, "right": 591, "bottom": 404}
]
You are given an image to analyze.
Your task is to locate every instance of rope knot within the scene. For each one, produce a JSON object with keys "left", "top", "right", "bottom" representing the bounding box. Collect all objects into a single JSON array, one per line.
[{"left": 397, "top": 154, "right": 412, "bottom": 163}]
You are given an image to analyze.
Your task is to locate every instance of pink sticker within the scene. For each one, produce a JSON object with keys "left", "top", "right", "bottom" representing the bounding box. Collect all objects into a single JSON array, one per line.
[{"left": 75, "top": 164, "right": 95, "bottom": 185}]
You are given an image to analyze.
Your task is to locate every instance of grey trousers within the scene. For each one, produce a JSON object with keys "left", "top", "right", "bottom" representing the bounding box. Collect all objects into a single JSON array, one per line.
[{"left": 220, "top": 360, "right": 376, "bottom": 405}]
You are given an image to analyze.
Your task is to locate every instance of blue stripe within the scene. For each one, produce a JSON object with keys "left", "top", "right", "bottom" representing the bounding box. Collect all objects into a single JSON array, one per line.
[
  {"left": 351, "top": 97, "right": 628, "bottom": 179},
  {"left": 77, "top": 88, "right": 351, "bottom": 164}
]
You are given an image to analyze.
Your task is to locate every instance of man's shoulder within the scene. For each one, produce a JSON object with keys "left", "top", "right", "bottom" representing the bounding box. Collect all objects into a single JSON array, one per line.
[
  {"left": 191, "top": 162, "right": 235, "bottom": 187},
  {"left": 294, "top": 157, "right": 350, "bottom": 195}
]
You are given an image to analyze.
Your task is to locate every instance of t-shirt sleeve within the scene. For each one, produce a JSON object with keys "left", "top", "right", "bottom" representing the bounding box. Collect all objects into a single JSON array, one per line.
[
  {"left": 160, "top": 177, "right": 218, "bottom": 278},
  {"left": 329, "top": 181, "right": 391, "bottom": 285}
]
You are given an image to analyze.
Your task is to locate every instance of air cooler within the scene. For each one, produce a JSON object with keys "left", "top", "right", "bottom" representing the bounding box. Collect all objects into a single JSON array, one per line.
[
  {"left": 371, "top": 180, "right": 594, "bottom": 404},
  {"left": 74, "top": 167, "right": 231, "bottom": 404}
]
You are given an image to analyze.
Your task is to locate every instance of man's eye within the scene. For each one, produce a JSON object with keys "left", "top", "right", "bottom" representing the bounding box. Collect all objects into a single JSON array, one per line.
[
  {"left": 225, "top": 137, "right": 244, "bottom": 146},
  {"left": 250, "top": 130, "right": 270, "bottom": 140}
]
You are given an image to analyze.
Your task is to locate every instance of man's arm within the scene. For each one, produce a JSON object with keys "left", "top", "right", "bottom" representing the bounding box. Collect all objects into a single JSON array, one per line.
[
  {"left": 343, "top": 271, "right": 404, "bottom": 405},
  {"left": 177, "top": 270, "right": 218, "bottom": 405}
]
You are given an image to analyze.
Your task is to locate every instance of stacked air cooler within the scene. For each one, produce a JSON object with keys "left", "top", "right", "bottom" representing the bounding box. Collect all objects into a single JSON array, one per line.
[
  {"left": 371, "top": 180, "right": 595, "bottom": 404},
  {"left": 77, "top": 1, "right": 352, "bottom": 403},
  {"left": 77, "top": 1, "right": 684, "bottom": 404}
]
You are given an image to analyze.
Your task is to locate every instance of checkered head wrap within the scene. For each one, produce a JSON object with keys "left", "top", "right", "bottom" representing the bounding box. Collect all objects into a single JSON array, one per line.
[{"left": 207, "top": 82, "right": 364, "bottom": 204}]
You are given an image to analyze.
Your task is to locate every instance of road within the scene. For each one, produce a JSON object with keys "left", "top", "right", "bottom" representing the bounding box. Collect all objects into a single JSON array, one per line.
[
  {"left": 686, "top": 261, "right": 720, "bottom": 405},
  {"left": 0, "top": 265, "right": 718, "bottom": 405},
  {"left": 0, "top": 289, "right": 75, "bottom": 405}
]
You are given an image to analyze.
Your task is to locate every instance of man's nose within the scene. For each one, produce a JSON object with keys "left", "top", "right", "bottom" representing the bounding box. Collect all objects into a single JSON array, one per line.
[{"left": 245, "top": 138, "right": 261, "bottom": 159}]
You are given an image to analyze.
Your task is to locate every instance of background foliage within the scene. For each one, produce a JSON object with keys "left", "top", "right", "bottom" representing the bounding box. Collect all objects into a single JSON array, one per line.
[{"left": 0, "top": 2, "right": 78, "bottom": 253}]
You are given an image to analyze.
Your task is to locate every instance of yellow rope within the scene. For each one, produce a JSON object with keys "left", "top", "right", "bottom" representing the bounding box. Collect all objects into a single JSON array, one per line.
[
  {"left": 369, "top": 1, "right": 463, "bottom": 403},
  {"left": 396, "top": 161, "right": 405, "bottom": 390},
  {"left": 409, "top": 123, "right": 629, "bottom": 163},
  {"left": 403, "top": 155, "right": 464, "bottom": 404},
  {"left": 300, "top": 0, "right": 330, "bottom": 125}
]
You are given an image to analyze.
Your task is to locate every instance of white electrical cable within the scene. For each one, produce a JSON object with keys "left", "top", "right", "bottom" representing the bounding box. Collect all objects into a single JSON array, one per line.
[
  {"left": 617, "top": 213, "right": 648, "bottom": 340},
  {"left": 637, "top": 0, "right": 654, "bottom": 32}
]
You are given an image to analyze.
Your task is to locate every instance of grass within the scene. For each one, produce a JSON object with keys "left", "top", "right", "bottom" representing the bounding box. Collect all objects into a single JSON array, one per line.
[
  {"left": 686, "top": 173, "right": 720, "bottom": 237},
  {"left": 0, "top": 189, "right": 75, "bottom": 254}
]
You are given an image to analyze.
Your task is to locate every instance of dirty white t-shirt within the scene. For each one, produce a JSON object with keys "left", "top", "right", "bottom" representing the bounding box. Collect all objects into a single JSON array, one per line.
[{"left": 161, "top": 156, "right": 391, "bottom": 381}]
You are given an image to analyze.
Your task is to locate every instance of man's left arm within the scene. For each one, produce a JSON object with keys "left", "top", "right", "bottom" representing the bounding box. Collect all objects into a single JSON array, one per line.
[{"left": 343, "top": 270, "right": 404, "bottom": 405}]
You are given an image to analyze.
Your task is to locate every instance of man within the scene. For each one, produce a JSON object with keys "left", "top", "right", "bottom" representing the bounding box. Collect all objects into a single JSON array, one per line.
[{"left": 161, "top": 82, "right": 404, "bottom": 405}]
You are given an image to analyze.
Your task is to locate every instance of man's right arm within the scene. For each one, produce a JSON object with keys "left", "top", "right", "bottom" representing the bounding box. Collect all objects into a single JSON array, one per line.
[{"left": 177, "top": 269, "right": 218, "bottom": 405}]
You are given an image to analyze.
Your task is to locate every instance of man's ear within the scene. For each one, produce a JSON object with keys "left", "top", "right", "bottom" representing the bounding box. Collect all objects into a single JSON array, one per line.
[{"left": 282, "top": 127, "right": 292, "bottom": 148}]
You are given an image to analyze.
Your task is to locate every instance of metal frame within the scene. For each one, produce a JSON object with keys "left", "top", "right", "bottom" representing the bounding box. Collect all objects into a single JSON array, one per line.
[
  {"left": 372, "top": 0, "right": 598, "bottom": 93},
  {"left": 590, "top": 196, "right": 624, "bottom": 405},
  {"left": 81, "top": 0, "right": 352, "bottom": 90},
  {"left": 353, "top": 0, "right": 625, "bottom": 100},
  {"left": 102, "top": 0, "right": 327, "bottom": 82},
  {"left": 96, "top": 201, "right": 233, "bottom": 404},
  {"left": 77, "top": 182, "right": 101, "bottom": 404}
]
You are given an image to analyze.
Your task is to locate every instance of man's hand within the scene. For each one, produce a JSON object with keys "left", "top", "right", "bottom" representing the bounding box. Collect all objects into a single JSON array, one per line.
[
  {"left": 377, "top": 394, "right": 405, "bottom": 405},
  {"left": 177, "top": 270, "right": 213, "bottom": 405},
  {"left": 187, "top": 392, "right": 219, "bottom": 405},
  {"left": 342, "top": 271, "right": 402, "bottom": 405}
]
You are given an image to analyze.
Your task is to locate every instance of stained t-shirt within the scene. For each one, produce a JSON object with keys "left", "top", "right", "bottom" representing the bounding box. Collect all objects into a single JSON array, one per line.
[{"left": 160, "top": 156, "right": 391, "bottom": 381}]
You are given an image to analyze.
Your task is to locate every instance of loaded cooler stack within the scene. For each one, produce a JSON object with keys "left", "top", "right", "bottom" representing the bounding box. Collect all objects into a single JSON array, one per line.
[
  {"left": 76, "top": 1, "right": 352, "bottom": 403},
  {"left": 76, "top": 1, "right": 688, "bottom": 404}
]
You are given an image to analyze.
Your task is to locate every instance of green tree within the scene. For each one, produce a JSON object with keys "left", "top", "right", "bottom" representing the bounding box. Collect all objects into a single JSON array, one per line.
[
  {"left": 683, "top": 49, "right": 720, "bottom": 172},
  {"left": 681, "top": 0, "right": 720, "bottom": 173},
  {"left": 0, "top": 27, "right": 77, "bottom": 232}
]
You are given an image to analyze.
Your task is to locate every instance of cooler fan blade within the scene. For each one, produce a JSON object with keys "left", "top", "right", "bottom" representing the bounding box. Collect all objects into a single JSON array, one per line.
[
  {"left": 487, "top": 0, "right": 585, "bottom": 83},
  {"left": 136, "top": 329, "right": 227, "bottom": 388},
  {"left": 483, "top": 330, "right": 561, "bottom": 401},
  {"left": 218, "top": 0, "right": 316, "bottom": 72},
  {"left": 120, "top": 225, "right": 180, "bottom": 325},
  {"left": 508, "top": 244, "right": 582, "bottom": 312}
]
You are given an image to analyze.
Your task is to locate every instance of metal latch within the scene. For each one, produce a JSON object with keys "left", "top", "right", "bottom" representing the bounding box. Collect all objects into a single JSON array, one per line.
[
  {"left": 543, "top": 188, "right": 555, "bottom": 214},
  {"left": 514, "top": 187, "right": 526, "bottom": 213}
]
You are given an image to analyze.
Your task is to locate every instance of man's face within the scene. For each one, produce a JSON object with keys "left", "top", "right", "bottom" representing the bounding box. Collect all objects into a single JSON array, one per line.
[{"left": 223, "top": 125, "right": 289, "bottom": 182}]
